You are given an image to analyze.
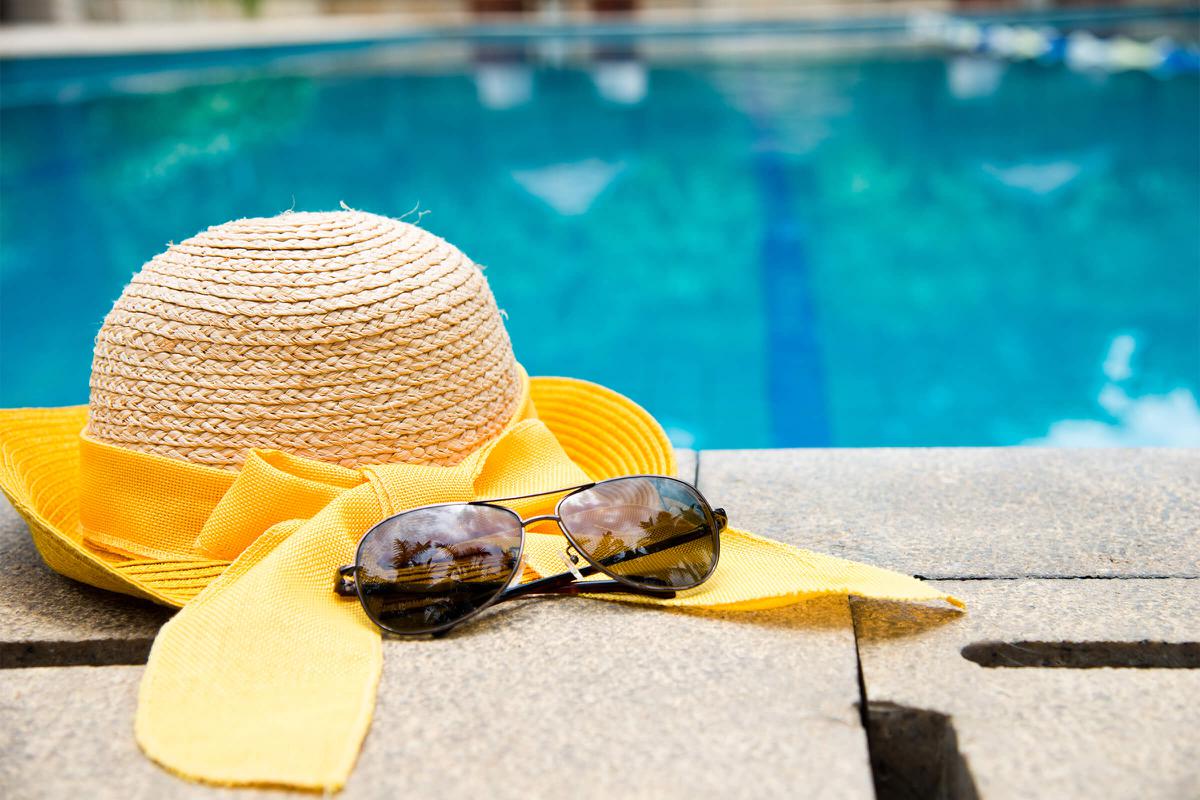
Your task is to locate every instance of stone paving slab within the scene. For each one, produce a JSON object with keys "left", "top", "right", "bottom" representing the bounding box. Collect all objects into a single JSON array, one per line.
[
  {"left": 0, "top": 501, "right": 172, "bottom": 668},
  {"left": 0, "top": 445, "right": 872, "bottom": 799},
  {"left": 0, "top": 666, "right": 222, "bottom": 800},
  {"left": 353, "top": 597, "right": 871, "bottom": 799},
  {"left": 698, "top": 448, "right": 1200, "bottom": 579},
  {"left": 854, "top": 578, "right": 1200, "bottom": 800},
  {"left": 0, "top": 597, "right": 872, "bottom": 800}
]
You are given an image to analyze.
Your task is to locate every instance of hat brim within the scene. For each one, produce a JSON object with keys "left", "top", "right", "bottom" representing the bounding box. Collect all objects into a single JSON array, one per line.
[{"left": 0, "top": 376, "right": 675, "bottom": 606}]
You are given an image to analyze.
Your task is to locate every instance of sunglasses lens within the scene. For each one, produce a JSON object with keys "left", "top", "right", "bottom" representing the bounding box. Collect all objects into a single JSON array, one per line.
[
  {"left": 558, "top": 476, "right": 718, "bottom": 591},
  {"left": 354, "top": 504, "right": 522, "bottom": 634}
]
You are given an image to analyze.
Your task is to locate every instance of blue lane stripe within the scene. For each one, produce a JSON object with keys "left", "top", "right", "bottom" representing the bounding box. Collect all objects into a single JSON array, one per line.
[{"left": 754, "top": 141, "right": 831, "bottom": 448}]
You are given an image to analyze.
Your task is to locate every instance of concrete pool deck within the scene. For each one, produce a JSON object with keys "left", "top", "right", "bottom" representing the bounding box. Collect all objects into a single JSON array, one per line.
[
  {"left": 1, "top": 447, "right": 1197, "bottom": 798},
  {"left": 0, "top": 4, "right": 945, "bottom": 59},
  {"left": 3, "top": 4, "right": 1192, "bottom": 60}
]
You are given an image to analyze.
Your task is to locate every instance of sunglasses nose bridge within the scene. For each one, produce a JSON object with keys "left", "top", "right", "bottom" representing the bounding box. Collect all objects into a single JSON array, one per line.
[{"left": 521, "top": 513, "right": 562, "bottom": 526}]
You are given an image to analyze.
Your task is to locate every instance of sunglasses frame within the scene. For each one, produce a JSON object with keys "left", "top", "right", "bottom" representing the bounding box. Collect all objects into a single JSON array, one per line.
[{"left": 336, "top": 474, "right": 726, "bottom": 637}]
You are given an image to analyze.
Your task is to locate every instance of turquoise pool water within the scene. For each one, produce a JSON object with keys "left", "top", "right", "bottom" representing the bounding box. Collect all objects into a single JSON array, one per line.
[{"left": 2, "top": 33, "right": 1198, "bottom": 449}]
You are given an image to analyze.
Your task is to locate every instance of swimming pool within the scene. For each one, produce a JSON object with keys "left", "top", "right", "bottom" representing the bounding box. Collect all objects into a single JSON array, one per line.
[{"left": 2, "top": 23, "right": 1198, "bottom": 449}]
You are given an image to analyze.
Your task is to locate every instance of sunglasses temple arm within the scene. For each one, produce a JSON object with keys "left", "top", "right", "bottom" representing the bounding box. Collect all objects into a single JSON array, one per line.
[
  {"left": 497, "top": 577, "right": 675, "bottom": 602},
  {"left": 494, "top": 521, "right": 721, "bottom": 603},
  {"left": 496, "top": 566, "right": 676, "bottom": 602}
]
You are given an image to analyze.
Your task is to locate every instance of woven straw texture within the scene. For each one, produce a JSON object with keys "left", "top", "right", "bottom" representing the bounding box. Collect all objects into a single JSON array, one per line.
[{"left": 88, "top": 210, "right": 522, "bottom": 470}]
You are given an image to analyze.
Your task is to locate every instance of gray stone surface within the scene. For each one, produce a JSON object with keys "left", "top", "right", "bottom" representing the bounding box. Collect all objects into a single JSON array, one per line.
[
  {"left": 854, "top": 578, "right": 1200, "bottom": 800},
  {"left": 0, "top": 500, "right": 172, "bottom": 667},
  {"left": 5, "top": 448, "right": 1199, "bottom": 798},
  {"left": 0, "top": 597, "right": 873, "bottom": 800},
  {"left": 352, "top": 596, "right": 871, "bottom": 799},
  {"left": 0, "top": 666, "right": 218, "bottom": 800},
  {"left": 675, "top": 446, "right": 698, "bottom": 483},
  {"left": 698, "top": 448, "right": 1200, "bottom": 579}
]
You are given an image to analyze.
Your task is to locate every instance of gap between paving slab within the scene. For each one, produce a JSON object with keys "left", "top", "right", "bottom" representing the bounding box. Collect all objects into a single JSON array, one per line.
[{"left": 850, "top": 578, "right": 1200, "bottom": 800}]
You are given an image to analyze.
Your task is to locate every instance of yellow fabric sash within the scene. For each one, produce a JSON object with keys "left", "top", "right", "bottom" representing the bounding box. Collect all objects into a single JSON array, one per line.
[{"left": 126, "top": 417, "right": 960, "bottom": 791}]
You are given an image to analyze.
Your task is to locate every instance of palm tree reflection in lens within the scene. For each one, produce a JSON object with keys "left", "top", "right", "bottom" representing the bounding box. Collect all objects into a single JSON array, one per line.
[
  {"left": 558, "top": 476, "right": 718, "bottom": 591},
  {"left": 356, "top": 505, "right": 523, "bottom": 633}
]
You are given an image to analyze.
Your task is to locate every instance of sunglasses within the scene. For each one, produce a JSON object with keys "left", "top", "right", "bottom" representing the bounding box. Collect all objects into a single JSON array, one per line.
[{"left": 335, "top": 474, "right": 726, "bottom": 636}]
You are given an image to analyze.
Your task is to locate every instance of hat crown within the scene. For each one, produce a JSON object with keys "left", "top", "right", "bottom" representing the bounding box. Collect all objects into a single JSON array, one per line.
[{"left": 87, "top": 210, "right": 522, "bottom": 469}]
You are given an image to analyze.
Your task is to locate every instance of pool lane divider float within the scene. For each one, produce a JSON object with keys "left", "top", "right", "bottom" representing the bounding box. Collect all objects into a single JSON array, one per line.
[{"left": 909, "top": 12, "right": 1200, "bottom": 76}]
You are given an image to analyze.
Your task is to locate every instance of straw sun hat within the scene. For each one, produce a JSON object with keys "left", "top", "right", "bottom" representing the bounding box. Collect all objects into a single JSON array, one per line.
[
  {"left": 0, "top": 209, "right": 959, "bottom": 792},
  {"left": 0, "top": 209, "right": 674, "bottom": 606}
]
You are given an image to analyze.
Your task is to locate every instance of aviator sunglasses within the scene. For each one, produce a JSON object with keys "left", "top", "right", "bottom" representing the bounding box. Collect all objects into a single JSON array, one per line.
[{"left": 335, "top": 475, "right": 726, "bottom": 636}]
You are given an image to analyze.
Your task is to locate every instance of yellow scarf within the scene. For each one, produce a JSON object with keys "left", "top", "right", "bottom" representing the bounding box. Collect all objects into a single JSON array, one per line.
[{"left": 118, "top": 415, "right": 959, "bottom": 790}]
